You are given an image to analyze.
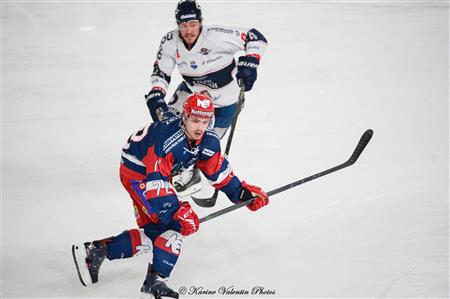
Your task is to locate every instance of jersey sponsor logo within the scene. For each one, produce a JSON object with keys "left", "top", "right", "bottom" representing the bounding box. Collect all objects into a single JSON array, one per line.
[
  {"left": 188, "top": 108, "right": 214, "bottom": 117},
  {"left": 202, "top": 148, "right": 215, "bottom": 157},
  {"left": 190, "top": 61, "right": 198, "bottom": 70},
  {"left": 163, "top": 129, "right": 184, "bottom": 152},
  {"left": 208, "top": 27, "right": 234, "bottom": 34},
  {"left": 193, "top": 78, "right": 218, "bottom": 89},
  {"left": 201, "top": 55, "right": 224, "bottom": 66},
  {"left": 197, "top": 98, "right": 211, "bottom": 109}
]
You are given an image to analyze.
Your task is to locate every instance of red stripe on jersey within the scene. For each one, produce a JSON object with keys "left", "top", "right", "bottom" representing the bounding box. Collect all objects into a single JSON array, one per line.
[
  {"left": 119, "top": 164, "right": 146, "bottom": 181},
  {"left": 129, "top": 229, "right": 142, "bottom": 255},
  {"left": 212, "top": 172, "right": 235, "bottom": 189},
  {"left": 159, "top": 152, "right": 174, "bottom": 177},
  {"left": 142, "top": 146, "right": 174, "bottom": 177},
  {"left": 196, "top": 152, "right": 223, "bottom": 176},
  {"left": 154, "top": 235, "right": 180, "bottom": 256}
]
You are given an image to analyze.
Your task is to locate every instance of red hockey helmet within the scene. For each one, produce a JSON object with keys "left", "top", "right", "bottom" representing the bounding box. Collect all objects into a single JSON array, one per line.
[{"left": 183, "top": 93, "right": 214, "bottom": 119}]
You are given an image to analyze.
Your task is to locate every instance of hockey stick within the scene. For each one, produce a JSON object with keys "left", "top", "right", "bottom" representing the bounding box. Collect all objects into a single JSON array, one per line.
[
  {"left": 199, "top": 129, "right": 374, "bottom": 223},
  {"left": 192, "top": 84, "right": 246, "bottom": 208}
]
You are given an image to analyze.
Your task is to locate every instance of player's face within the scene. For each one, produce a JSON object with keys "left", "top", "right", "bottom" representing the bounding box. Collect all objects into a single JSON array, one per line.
[
  {"left": 179, "top": 21, "right": 201, "bottom": 47},
  {"left": 184, "top": 115, "right": 211, "bottom": 141}
]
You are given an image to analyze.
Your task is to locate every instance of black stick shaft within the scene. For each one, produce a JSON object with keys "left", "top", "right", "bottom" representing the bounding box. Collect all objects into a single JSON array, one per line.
[
  {"left": 199, "top": 129, "right": 373, "bottom": 223},
  {"left": 210, "top": 86, "right": 245, "bottom": 197}
]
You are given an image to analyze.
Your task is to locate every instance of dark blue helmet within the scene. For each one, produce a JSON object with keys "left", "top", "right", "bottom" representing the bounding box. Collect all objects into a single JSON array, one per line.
[{"left": 175, "top": 0, "right": 202, "bottom": 24}]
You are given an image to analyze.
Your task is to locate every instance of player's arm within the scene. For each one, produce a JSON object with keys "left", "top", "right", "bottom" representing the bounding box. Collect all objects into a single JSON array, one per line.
[
  {"left": 207, "top": 26, "right": 268, "bottom": 91},
  {"left": 195, "top": 132, "right": 269, "bottom": 211},
  {"left": 122, "top": 123, "right": 199, "bottom": 236},
  {"left": 146, "top": 31, "right": 177, "bottom": 122},
  {"left": 144, "top": 147, "right": 199, "bottom": 235}
]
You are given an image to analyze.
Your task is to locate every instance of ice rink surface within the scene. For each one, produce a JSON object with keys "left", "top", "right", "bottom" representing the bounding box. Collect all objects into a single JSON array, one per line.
[{"left": 2, "top": 0, "right": 449, "bottom": 298}]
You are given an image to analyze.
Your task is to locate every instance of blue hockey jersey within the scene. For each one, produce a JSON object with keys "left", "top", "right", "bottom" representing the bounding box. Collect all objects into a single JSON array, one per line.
[{"left": 120, "top": 117, "right": 242, "bottom": 225}]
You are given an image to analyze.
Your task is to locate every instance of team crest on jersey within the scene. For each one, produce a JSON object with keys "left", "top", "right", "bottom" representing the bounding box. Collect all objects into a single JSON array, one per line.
[
  {"left": 190, "top": 61, "right": 198, "bottom": 69},
  {"left": 199, "top": 48, "right": 211, "bottom": 55}
]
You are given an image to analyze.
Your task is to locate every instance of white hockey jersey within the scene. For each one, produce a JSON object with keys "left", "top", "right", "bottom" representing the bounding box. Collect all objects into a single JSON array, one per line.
[{"left": 151, "top": 25, "right": 267, "bottom": 107}]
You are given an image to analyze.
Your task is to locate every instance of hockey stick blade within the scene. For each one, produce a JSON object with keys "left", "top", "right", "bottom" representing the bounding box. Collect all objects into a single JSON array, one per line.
[
  {"left": 348, "top": 129, "right": 373, "bottom": 165},
  {"left": 199, "top": 129, "right": 374, "bottom": 223},
  {"left": 192, "top": 190, "right": 218, "bottom": 207}
]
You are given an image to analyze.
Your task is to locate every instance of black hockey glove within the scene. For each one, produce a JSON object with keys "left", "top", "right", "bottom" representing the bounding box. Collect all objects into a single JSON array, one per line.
[
  {"left": 145, "top": 89, "right": 170, "bottom": 122},
  {"left": 236, "top": 55, "right": 260, "bottom": 91}
]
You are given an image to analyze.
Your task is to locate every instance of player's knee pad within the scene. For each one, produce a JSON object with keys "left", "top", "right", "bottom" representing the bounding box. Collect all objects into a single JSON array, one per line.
[
  {"left": 168, "top": 82, "right": 192, "bottom": 117},
  {"left": 152, "top": 230, "right": 184, "bottom": 277},
  {"left": 107, "top": 229, "right": 152, "bottom": 259}
]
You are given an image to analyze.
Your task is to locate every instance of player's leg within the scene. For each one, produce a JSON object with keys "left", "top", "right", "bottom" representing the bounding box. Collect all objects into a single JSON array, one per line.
[
  {"left": 72, "top": 175, "right": 155, "bottom": 286},
  {"left": 72, "top": 229, "right": 153, "bottom": 286},
  {"left": 140, "top": 225, "right": 184, "bottom": 298},
  {"left": 212, "top": 102, "right": 238, "bottom": 139}
]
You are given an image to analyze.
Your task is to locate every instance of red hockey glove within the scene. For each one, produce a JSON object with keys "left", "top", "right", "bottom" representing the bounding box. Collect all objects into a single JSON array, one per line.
[
  {"left": 240, "top": 181, "right": 269, "bottom": 211},
  {"left": 173, "top": 202, "right": 200, "bottom": 236}
]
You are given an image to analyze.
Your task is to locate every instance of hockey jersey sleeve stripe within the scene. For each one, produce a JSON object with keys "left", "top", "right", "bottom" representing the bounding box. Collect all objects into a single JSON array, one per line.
[
  {"left": 122, "top": 151, "right": 146, "bottom": 167},
  {"left": 129, "top": 229, "right": 142, "bottom": 255},
  {"left": 196, "top": 152, "right": 237, "bottom": 188}
]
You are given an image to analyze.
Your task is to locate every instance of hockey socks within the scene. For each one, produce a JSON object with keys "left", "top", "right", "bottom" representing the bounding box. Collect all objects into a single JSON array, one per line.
[
  {"left": 152, "top": 230, "right": 184, "bottom": 277},
  {"left": 107, "top": 229, "right": 152, "bottom": 259},
  {"left": 106, "top": 229, "right": 183, "bottom": 278}
]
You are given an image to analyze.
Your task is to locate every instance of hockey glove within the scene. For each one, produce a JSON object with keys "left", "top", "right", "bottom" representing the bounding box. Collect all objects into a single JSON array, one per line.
[
  {"left": 145, "top": 89, "right": 172, "bottom": 122},
  {"left": 173, "top": 202, "right": 200, "bottom": 236},
  {"left": 239, "top": 181, "right": 269, "bottom": 211},
  {"left": 236, "top": 55, "right": 260, "bottom": 91}
]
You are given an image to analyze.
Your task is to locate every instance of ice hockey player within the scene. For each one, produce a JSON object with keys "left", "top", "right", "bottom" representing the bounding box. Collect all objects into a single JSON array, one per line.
[
  {"left": 145, "top": 0, "right": 268, "bottom": 195},
  {"left": 72, "top": 93, "right": 269, "bottom": 299}
]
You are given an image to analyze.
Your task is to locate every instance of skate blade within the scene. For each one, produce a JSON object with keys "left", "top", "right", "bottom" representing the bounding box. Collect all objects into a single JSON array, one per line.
[{"left": 72, "top": 244, "right": 93, "bottom": 286}]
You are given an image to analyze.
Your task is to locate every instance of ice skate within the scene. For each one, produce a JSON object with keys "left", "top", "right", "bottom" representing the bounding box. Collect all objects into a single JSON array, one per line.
[
  {"left": 72, "top": 240, "right": 108, "bottom": 286},
  {"left": 172, "top": 166, "right": 201, "bottom": 196},
  {"left": 140, "top": 267, "right": 179, "bottom": 299}
]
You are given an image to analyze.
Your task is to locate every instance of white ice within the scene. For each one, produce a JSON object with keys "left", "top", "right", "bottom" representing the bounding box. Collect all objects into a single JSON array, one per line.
[{"left": 2, "top": 1, "right": 449, "bottom": 298}]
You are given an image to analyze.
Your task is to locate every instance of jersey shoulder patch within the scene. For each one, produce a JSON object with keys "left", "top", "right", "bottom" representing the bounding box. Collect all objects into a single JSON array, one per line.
[{"left": 199, "top": 130, "right": 221, "bottom": 158}]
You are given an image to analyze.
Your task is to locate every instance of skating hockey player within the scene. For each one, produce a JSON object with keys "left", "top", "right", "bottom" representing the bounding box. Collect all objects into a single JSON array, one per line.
[
  {"left": 145, "top": 0, "right": 268, "bottom": 195},
  {"left": 72, "top": 93, "right": 269, "bottom": 299}
]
